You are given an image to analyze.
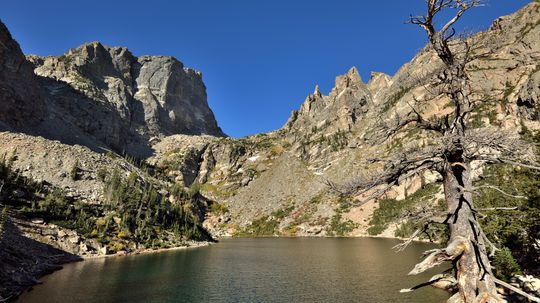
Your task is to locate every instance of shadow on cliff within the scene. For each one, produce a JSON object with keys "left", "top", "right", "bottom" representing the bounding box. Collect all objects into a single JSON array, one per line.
[
  {"left": 0, "top": 213, "right": 81, "bottom": 302},
  {"left": 8, "top": 74, "right": 156, "bottom": 158}
]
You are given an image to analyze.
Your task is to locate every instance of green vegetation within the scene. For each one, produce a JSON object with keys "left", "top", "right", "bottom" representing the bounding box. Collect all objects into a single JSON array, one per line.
[
  {"left": 470, "top": 129, "right": 540, "bottom": 278},
  {"left": 96, "top": 167, "right": 108, "bottom": 181},
  {"left": 326, "top": 213, "right": 357, "bottom": 236},
  {"left": 469, "top": 97, "right": 500, "bottom": 129},
  {"left": 382, "top": 85, "right": 413, "bottom": 113},
  {"left": 70, "top": 160, "right": 80, "bottom": 181},
  {"left": 503, "top": 81, "right": 515, "bottom": 101},
  {"left": 328, "top": 131, "right": 349, "bottom": 151},
  {"left": 299, "top": 130, "right": 349, "bottom": 151},
  {"left": 237, "top": 205, "right": 295, "bottom": 236},
  {"left": 58, "top": 54, "right": 74, "bottom": 67},
  {"left": 284, "top": 204, "right": 317, "bottom": 235},
  {"left": 0, "top": 207, "right": 7, "bottom": 242},
  {"left": 209, "top": 202, "right": 229, "bottom": 215},
  {"left": 325, "top": 195, "right": 357, "bottom": 236},
  {"left": 493, "top": 247, "right": 523, "bottom": 282},
  {"left": 367, "top": 183, "right": 441, "bottom": 236},
  {"left": 238, "top": 215, "right": 280, "bottom": 236},
  {"left": 0, "top": 151, "right": 210, "bottom": 253},
  {"left": 309, "top": 193, "right": 323, "bottom": 204},
  {"left": 199, "top": 182, "right": 238, "bottom": 199}
]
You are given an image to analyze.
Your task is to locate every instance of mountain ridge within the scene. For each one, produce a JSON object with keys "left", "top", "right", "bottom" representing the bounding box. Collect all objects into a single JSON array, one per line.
[{"left": 1, "top": 2, "right": 540, "bottom": 300}]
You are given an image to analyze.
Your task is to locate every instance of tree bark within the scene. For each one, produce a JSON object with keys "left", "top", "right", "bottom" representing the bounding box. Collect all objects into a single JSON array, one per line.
[{"left": 443, "top": 157, "right": 501, "bottom": 302}]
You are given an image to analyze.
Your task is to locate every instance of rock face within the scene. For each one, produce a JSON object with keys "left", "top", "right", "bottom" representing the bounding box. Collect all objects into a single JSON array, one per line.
[
  {"left": 0, "top": 19, "right": 224, "bottom": 156},
  {"left": 25, "top": 42, "right": 224, "bottom": 155},
  {"left": 0, "top": 21, "right": 46, "bottom": 130},
  {"left": 151, "top": 1, "right": 540, "bottom": 238},
  {"left": 285, "top": 67, "right": 372, "bottom": 134}
]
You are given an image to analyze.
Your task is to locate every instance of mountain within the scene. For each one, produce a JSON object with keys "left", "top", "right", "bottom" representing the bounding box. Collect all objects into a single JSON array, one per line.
[
  {"left": 1, "top": 1, "right": 540, "bottom": 300},
  {"left": 150, "top": 0, "right": 540, "bottom": 238},
  {"left": 1, "top": 21, "right": 224, "bottom": 157}
]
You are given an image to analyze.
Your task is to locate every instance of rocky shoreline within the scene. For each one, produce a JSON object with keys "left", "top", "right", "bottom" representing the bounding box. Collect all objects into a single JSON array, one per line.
[{"left": 0, "top": 213, "right": 212, "bottom": 302}]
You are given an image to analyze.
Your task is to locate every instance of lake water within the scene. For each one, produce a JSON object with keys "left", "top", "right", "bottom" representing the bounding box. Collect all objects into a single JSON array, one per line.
[{"left": 18, "top": 238, "right": 449, "bottom": 303}]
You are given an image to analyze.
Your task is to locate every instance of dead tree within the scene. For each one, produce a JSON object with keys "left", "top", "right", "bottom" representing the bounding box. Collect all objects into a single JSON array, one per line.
[{"left": 334, "top": 1, "right": 540, "bottom": 302}]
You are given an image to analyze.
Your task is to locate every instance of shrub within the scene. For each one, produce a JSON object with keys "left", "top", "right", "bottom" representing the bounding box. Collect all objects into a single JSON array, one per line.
[
  {"left": 368, "top": 183, "right": 440, "bottom": 235},
  {"left": 70, "top": 160, "right": 80, "bottom": 181},
  {"left": 96, "top": 167, "right": 108, "bottom": 181},
  {"left": 493, "top": 247, "right": 522, "bottom": 282},
  {"left": 327, "top": 213, "right": 357, "bottom": 236},
  {"left": 210, "top": 202, "right": 229, "bottom": 215}
]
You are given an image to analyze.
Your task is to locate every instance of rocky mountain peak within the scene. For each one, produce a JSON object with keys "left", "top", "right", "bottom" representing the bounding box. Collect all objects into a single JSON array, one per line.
[
  {"left": 313, "top": 84, "right": 322, "bottom": 98},
  {"left": 331, "top": 66, "right": 363, "bottom": 95},
  {"left": 367, "top": 72, "right": 392, "bottom": 100},
  {"left": 284, "top": 67, "right": 372, "bottom": 135},
  {"left": 0, "top": 19, "right": 225, "bottom": 156},
  {"left": 23, "top": 41, "right": 226, "bottom": 155}
]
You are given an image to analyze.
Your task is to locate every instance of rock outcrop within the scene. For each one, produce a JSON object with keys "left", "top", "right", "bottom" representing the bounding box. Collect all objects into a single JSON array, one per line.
[
  {"left": 285, "top": 67, "right": 371, "bottom": 134},
  {"left": 0, "top": 19, "right": 224, "bottom": 156},
  {"left": 0, "top": 21, "right": 46, "bottom": 130},
  {"left": 26, "top": 42, "right": 224, "bottom": 155}
]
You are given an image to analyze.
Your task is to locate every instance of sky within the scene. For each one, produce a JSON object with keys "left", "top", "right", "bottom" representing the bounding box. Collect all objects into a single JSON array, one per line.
[{"left": 0, "top": 0, "right": 532, "bottom": 137}]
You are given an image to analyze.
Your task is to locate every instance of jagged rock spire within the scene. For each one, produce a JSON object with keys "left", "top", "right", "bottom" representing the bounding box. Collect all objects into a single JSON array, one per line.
[
  {"left": 332, "top": 66, "right": 364, "bottom": 95},
  {"left": 314, "top": 84, "right": 322, "bottom": 98}
]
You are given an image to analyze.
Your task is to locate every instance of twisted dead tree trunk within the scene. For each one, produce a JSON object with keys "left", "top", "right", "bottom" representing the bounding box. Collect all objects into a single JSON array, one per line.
[
  {"left": 395, "top": 1, "right": 540, "bottom": 302},
  {"left": 407, "top": 2, "right": 503, "bottom": 301},
  {"left": 327, "top": 1, "right": 540, "bottom": 302}
]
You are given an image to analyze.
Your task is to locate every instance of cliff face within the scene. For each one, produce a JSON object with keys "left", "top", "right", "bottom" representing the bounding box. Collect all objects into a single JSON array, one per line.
[
  {"left": 24, "top": 42, "right": 224, "bottom": 155},
  {"left": 0, "top": 19, "right": 224, "bottom": 156},
  {"left": 0, "top": 21, "right": 46, "bottom": 130}
]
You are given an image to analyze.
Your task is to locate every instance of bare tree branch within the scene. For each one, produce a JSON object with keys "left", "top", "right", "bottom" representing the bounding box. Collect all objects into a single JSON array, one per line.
[
  {"left": 474, "top": 185, "right": 528, "bottom": 200},
  {"left": 408, "top": 236, "right": 468, "bottom": 275},
  {"left": 476, "top": 207, "right": 518, "bottom": 211},
  {"left": 400, "top": 272, "right": 457, "bottom": 293},
  {"left": 493, "top": 278, "right": 540, "bottom": 303}
]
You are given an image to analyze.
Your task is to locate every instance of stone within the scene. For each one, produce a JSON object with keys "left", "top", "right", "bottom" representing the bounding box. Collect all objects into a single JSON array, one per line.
[
  {"left": 99, "top": 246, "right": 108, "bottom": 255},
  {"left": 68, "top": 235, "right": 80, "bottom": 244},
  {"left": 31, "top": 218, "right": 44, "bottom": 224}
]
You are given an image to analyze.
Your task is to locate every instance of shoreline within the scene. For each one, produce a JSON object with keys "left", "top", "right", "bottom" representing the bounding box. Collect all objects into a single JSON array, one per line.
[
  {"left": 81, "top": 240, "right": 213, "bottom": 260},
  {"left": 222, "top": 234, "right": 440, "bottom": 245},
  {"left": 12, "top": 241, "right": 212, "bottom": 302}
]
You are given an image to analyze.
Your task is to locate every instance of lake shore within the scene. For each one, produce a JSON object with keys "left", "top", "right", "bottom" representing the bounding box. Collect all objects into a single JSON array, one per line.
[
  {"left": 6, "top": 240, "right": 212, "bottom": 302},
  {"left": 82, "top": 240, "right": 213, "bottom": 260}
]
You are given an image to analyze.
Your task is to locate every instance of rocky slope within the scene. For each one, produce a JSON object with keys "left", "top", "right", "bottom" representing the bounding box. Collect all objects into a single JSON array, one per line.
[
  {"left": 150, "top": 1, "right": 540, "bottom": 239},
  {"left": 1, "top": 1, "right": 540, "bottom": 300}
]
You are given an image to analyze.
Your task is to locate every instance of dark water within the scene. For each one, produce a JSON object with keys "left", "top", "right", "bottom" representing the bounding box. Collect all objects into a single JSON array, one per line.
[{"left": 18, "top": 238, "right": 449, "bottom": 303}]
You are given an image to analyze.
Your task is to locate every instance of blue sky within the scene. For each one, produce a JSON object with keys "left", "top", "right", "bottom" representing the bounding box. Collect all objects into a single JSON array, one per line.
[{"left": 0, "top": 0, "right": 532, "bottom": 137}]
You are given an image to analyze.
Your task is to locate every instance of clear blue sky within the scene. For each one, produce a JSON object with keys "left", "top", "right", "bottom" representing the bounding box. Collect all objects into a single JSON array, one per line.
[{"left": 0, "top": 0, "right": 532, "bottom": 137}]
